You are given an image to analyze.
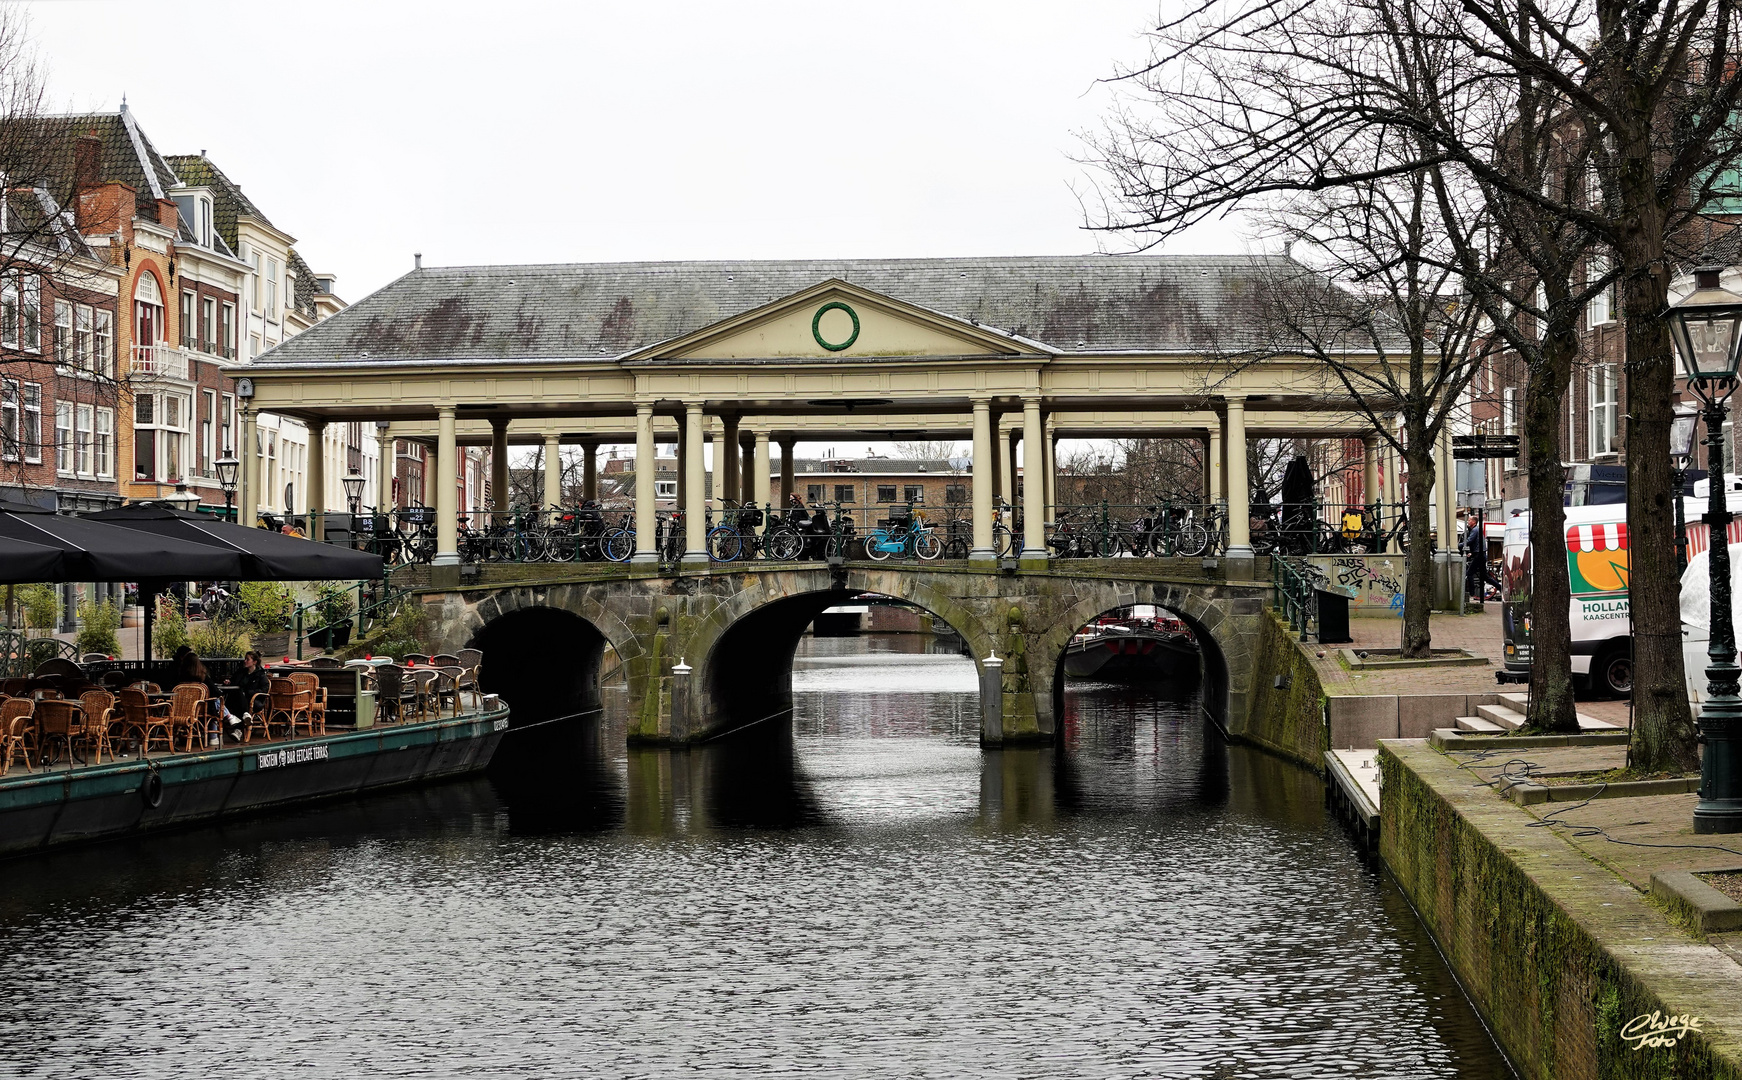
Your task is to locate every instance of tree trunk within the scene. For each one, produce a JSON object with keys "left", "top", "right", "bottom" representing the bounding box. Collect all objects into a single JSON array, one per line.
[
  {"left": 1620, "top": 263, "right": 1699, "bottom": 771},
  {"left": 1400, "top": 440, "right": 1437, "bottom": 658},
  {"left": 1525, "top": 334, "right": 1579, "bottom": 733}
]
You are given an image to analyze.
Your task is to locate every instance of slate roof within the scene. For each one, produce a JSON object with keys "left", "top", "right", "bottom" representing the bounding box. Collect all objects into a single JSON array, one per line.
[
  {"left": 163, "top": 153, "right": 262, "bottom": 256},
  {"left": 253, "top": 255, "right": 1304, "bottom": 364},
  {"left": 54, "top": 107, "right": 181, "bottom": 208}
]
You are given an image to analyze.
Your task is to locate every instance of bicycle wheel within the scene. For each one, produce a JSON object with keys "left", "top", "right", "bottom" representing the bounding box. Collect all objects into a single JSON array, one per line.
[
  {"left": 708, "top": 526, "right": 742, "bottom": 562},
  {"left": 993, "top": 525, "right": 1014, "bottom": 558},
  {"left": 604, "top": 530, "right": 635, "bottom": 563},
  {"left": 574, "top": 534, "right": 601, "bottom": 562},
  {"left": 767, "top": 528, "right": 803, "bottom": 562},
  {"left": 1176, "top": 522, "right": 1210, "bottom": 558},
  {"left": 914, "top": 532, "right": 943, "bottom": 560},
  {"left": 943, "top": 534, "right": 969, "bottom": 559},
  {"left": 865, "top": 532, "right": 893, "bottom": 561}
]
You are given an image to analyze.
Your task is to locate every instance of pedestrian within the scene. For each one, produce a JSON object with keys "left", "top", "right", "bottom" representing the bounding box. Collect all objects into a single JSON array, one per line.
[{"left": 227, "top": 650, "right": 269, "bottom": 731}]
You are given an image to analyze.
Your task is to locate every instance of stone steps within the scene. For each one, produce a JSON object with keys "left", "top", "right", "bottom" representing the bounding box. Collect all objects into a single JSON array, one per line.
[
  {"left": 1455, "top": 715, "right": 1506, "bottom": 734},
  {"left": 1462, "top": 695, "right": 1622, "bottom": 735},
  {"left": 1476, "top": 703, "right": 1527, "bottom": 730}
]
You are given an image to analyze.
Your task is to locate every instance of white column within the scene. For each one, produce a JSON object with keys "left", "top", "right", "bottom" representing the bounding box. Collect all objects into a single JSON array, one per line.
[
  {"left": 433, "top": 408, "right": 458, "bottom": 566},
  {"left": 1207, "top": 419, "right": 1223, "bottom": 505},
  {"left": 970, "top": 398, "right": 995, "bottom": 561},
  {"left": 633, "top": 405, "right": 656, "bottom": 564},
  {"left": 543, "top": 434, "right": 563, "bottom": 509},
  {"left": 240, "top": 404, "right": 258, "bottom": 528},
  {"left": 1021, "top": 398, "right": 1046, "bottom": 561},
  {"left": 377, "top": 423, "right": 393, "bottom": 509},
  {"left": 710, "top": 420, "right": 726, "bottom": 507},
  {"left": 1042, "top": 418, "right": 1057, "bottom": 525},
  {"left": 753, "top": 432, "right": 771, "bottom": 513},
  {"left": 306, "top": 419, "right": 327, "bottom": 541},
  {"left": 1225, "top": 398, "right": 1251, "bottom": 559},
  {"left": 684, "top": 404, "right": 707, "bottom": 563}
]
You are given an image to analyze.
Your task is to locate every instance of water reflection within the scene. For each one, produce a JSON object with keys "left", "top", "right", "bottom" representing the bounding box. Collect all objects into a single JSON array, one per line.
[{"left": 0, "top": 632, "right": 1511, "bottom": 1079}]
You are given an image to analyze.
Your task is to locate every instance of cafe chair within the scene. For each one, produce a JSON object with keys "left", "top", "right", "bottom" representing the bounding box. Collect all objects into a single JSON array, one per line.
[
  {"left": 434, "top": 666, "right": 465, "bottom": 717},
  {"left": 308, "top": 656, "right": 344, "bottom": 670},
  {"left": 409, "top": 668, "right": 439, "bottom": 721},
  {"left": 371, "top": 664, "right": 414, "bottom": 725},
  {"left": 288, "top": 673, "right": 327, "bottom": 735},
  {"left": 168, "top": 684, "right": 211, "bottom": 753},
  {"left": 402, "top": 654, "right": 431, "bottom": 668},
  {"left": 265, "top": 677, "right": 312, "bottom": 739},
  {"left": 1, "top": 698, "right": 35, "bottom": 775},
  {"left": 78, "top": 691, "right": 118, "bottom": 765},
  {"left": 119, "top": 688, "right": 173, "bottom": 755},
  {"left": 34, "top": 699, "right": 81, "bottom": 765}
]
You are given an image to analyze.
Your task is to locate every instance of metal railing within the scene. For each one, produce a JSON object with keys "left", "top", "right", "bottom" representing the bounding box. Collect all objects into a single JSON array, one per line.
[
  {"left": 130, "top": 343, "right": 187, "bottom": 379},
  {"left": 1271, "top": 555, "right": 1318, "bottom": 642}
]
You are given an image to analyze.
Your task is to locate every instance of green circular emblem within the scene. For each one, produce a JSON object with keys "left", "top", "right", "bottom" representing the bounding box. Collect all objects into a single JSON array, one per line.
[{"left": 812, "top": 301, "right": 860, "bottom": 352}]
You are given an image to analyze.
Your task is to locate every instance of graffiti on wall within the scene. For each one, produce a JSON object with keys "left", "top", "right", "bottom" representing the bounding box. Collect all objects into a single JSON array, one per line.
[{"left": 1303, "top": 554, "right": 1407, "bottom": 614}]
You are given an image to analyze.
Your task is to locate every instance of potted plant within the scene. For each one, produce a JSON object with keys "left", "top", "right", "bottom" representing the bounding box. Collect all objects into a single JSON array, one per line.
[
  {"left": 239, "top": 582, "right": 295, "bottom": 657},
  {"left": 18, "top": 584, "right": 58, "bottom": 638},
  {"left": 307, "top": 581, "right": 355, "bottom": 650},
  {"left": 75, "top": 599, "right": 122, "bottom": 657}
]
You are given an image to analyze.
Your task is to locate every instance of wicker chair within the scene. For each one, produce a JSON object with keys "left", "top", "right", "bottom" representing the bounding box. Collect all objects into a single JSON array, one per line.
[
  {"left": 288, "top": 672, "right": 326, "bottom": 735},
  {"left": 371, "top": 664, "right": 415, "bottom": 724},
  {"left": 34, "top": 699, "right": 81, "bottom": 765},
  {"left": 402, "top": 654, "right": 432, "bottom": 668},
  {"left": 243, "top": 681, "right": 281, "bottom": 743},
  {"left": 1, "top": 698, "right": 34, "bottom": 775},
  {"left": 409, "top": 668, "right": 439, "bottom": 721},
  {"left": 266, "top": 677, "right": 313, "bottom": 739},
  {"left": 168, "top": 683, "right": 211, "bottom": 752},
  {"left": 118, "top": 688, "right": 173, "bottom": 755},
  {"left": 78, "top": 690, "right": 118, "bottom": 764}
]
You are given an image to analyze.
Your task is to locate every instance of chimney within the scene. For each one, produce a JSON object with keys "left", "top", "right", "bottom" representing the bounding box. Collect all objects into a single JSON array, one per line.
[
  {"left": 73, "top": 134, "right": 102, "bottom": 194},
  {"left": 414, "top": 252, "right": 422, "bottom": 270},
  {"left": 157, "top": 198, "right": 178, "bottom": 230}
]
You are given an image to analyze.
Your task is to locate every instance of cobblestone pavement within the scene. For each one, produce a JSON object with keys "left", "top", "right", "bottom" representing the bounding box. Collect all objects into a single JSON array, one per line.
[{"left": 1310, "top": 606, "right": 1507, "bottom": 695}]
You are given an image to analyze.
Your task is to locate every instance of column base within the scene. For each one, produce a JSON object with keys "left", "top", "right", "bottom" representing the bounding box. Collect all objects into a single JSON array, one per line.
[
  {"left": 431, "top": 552, "right": 460, "bottom": 567},
  {"left": 968, "top": 548, "right": 998, "bottom": 569},
  {"left": 1018, "top": 550, "right": 1050, "bottom": 572},
  {"left": 429, "top": 563, "right": 460, "bottom": 590},
  {"left": 681, "top": 552, "right": 711, "bottom": 573},
  {"left": 1223, "top": 545, "right": 1256, "bottom": 580}
]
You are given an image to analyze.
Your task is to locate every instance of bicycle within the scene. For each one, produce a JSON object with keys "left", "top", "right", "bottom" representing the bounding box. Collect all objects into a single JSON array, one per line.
[{"left": 864, "top": 507, "right": 942, "bottom": 561}]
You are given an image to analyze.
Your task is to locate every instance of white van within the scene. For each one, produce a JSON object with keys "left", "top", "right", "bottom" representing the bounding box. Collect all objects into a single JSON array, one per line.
[{"left": 1499, "top": 504, "right": 1633, "bottom": 696}]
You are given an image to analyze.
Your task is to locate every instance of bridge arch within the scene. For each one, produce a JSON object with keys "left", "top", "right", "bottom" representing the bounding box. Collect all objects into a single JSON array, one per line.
[
  {"left": 687, "top": 568, "right": 997, "bottom": 735},
  {"left": 1041, "top": 592, "right": 1230, "bottom": 734}
]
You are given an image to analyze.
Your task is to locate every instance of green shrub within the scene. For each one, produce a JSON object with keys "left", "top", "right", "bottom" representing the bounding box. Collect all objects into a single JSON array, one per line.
[
  {"left": 152, "top": 596, "right": 188, "bottom": 657},
  {"left": 17, "top": 583, "right": 58, "bottom": 633},
  {"left": 238, "top": 582, "right": 294, "bottom": 633},
  {"left": 313, "top": 580, "right": 356, "bottom": 628},
  {"left": 75, "top": 600, "right": 122, "bottom": 657},
  {"left": 361, "top": 598, "right": 430, "bottom": 660},
  {"left": 188, "top": 619, "right": 251, "bottom": 659}
]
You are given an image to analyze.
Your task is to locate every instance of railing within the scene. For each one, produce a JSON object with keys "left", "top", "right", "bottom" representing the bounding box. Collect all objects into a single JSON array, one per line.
[
  {"left": 1271, "top": 555, "right": 1318, "bottom": 642},
  {"left": 290, "top": 574, "right": 412, "bottom": 660},
  {"left": 130, "top": 343, "right": 187, "bottom": 380},
  {"left": 0, "top": 630, "right": 79, "bottom": 679}
]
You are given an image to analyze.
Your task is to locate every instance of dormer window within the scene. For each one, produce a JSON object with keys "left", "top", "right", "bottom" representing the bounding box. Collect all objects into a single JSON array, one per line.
[{"left": 171, "top": 193, "right": 214, "bottom": 248}]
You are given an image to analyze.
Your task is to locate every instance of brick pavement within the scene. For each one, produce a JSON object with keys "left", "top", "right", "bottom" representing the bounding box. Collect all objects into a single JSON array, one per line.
[{"left": 1310, "top": 606, "right": 1507, "bottom": 695}]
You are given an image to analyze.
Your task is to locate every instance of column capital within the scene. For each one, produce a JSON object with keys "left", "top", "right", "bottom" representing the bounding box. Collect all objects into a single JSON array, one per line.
[{"left": 436, "top": 405, "right": 456, "bottom": 418}]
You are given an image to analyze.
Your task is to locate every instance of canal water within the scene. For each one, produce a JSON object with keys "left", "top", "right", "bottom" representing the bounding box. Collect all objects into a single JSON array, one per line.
[{"left": 0, "top": 634, "right": 1511, "bottom": 1078}]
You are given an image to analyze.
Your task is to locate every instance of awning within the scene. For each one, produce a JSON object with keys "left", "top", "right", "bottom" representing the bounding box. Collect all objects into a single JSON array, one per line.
[
  {"left": 88, "top": 504, "right": 384, "bottom": 581},
  {"left": 0, "top": 534, "right": 71, "bottom": 584},
  {"left": 0, "top": 499, "right": 244, "bottom": 581}
]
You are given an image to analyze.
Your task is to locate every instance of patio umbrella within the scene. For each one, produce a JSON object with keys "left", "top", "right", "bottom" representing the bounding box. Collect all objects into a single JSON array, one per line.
[
  {"left": 0, "top": 499, "right": 245, "bottom": 581},
  {"left": 89, "top": 504, "right": 384, "bottom": 581},
  {"left": 0, "top": 534, "right": 69, "bottom": 583}
]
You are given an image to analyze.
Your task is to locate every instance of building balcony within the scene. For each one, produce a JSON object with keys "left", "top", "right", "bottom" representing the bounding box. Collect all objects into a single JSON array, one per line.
[{"left": 130, "top": 343, "right": 188, "bottom": 380}]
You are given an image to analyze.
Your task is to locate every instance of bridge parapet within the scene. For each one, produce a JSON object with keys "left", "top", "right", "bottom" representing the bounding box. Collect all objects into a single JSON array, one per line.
[{"left": 411, "top": 561, "right": 1272, "bottom": 747}]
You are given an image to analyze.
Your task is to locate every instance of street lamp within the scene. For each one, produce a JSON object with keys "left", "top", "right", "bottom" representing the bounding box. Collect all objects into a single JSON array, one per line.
[
  {"left": 342, "top": 470, "right": 365, "bottom": 515},
  {"left": 167, "top": 482, "right": 200, "bottom": 512},
  {"left": 214, "top": 454, "right": 239, "bottom": 522},
  {"left": 1670, "top": 265, "right": 1742, "bottom": 834}
]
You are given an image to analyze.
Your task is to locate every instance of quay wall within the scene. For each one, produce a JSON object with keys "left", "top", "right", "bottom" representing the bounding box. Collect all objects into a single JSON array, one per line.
[
  {"left": 1231, "top": 611, "right": 1327, "bottom": 773},
  {"left": 1379, "top": 740, "right": 1742, "bottom": 1080}
]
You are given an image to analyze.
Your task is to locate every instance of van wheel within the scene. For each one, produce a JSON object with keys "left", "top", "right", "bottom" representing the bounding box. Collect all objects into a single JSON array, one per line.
[{"left": 1594, "top": 644, "right": 1633, "bottom": 698}]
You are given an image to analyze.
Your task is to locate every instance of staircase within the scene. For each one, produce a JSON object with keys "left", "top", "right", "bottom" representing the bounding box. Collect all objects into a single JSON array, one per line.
[{"left": 1452, "top": 692, "right": 1622, "bottom": 734}]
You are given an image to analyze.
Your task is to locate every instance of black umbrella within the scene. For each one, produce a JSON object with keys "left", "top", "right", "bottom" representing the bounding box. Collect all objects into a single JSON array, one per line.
[
  {"left": 0, "top": 534, "right": 69, "bottom": 584},
  {"left": 89, "top": 504, "right": 384, "bottom": 581},
  {"left": 0, "top": 499, "right": 245, "bottom": 581}
]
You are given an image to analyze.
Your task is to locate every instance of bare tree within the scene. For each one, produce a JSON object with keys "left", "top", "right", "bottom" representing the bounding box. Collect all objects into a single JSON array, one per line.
[{"left": 893, "top": 439, "right": 961, "bottom": 461}]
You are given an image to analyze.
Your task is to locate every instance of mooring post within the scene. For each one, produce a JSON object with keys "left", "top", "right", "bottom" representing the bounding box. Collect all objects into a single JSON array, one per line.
[
  {"left": 670, "top": 658, "right": 693, "bottom": 742},
  {"left": 980, "top": 651, "right": 1004, "bottom": 745}
]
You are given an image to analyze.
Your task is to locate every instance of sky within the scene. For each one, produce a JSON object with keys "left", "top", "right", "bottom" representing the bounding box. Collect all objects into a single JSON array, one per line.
[{"left": 20, "top": 0, "right": 1252, "bottom": 465}]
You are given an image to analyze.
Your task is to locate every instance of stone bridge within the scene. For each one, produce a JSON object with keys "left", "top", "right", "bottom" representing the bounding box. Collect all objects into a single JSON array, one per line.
[{"left": 408, "top": 559, "right": 1273, "bottom": 746}]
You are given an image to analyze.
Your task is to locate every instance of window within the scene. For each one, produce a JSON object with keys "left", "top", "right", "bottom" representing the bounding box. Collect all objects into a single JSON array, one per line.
[
  {"left": 20, "top": 274, "right": 38, "bottom": 351},
  {"left": 220, "top": 303, "right": 234, "bottom": 359},
  {"left": 2, "top": 277, "right": 15, "bottom": 349},
  {"left": 1589, "top": 365, "right": 1618, "bottom": 456},
  {"left": 54, "top": 300, "right": 70, "bottom": 364},
  {"left": 94, "top": 407, "right": 112, "bottom": 477},
  {"left": 200, "top": 389, "right": 215, "bottom": 475},
  {"left": 94, "top": 309, "right": 111, "bottom": 377},
  {"left": 654, "top": 479, "right": 676, "bottom": 498},
  {"left": 55, "top": 402, "right": 71, "bottom": 473},
  {"left": 945, "top": 483, "right": 967, "bottom": 504},
  {"left": 2, "top": 379, "right": 39, "bottom": 462},
  {"left": 0, "top": 379, "right": 15, "bottom": 460},
  {"left": 179, "top": 291, "right": 195, "bottom": 347},
  {"left": 132, "top": 391, "right": 187, "bottom": 482},
  {"left": 249, "top": 249, "right": 261, "bottom": 311},
  {"left": 266, "top": 258, "right": 279, "bottom": 318},
  {"left": 75, "top": 404, "right": 92, "bottom": 475},
  {"left": 807, "top": 484, "right": 824, "bottom": 502},
  {"left": 221, "top": 394, "right": 234, "bottom": 455},
  {"left": 1502, "top": 387, "right": 1517, "bottom": 471},
  {"left": 876, "top": 484, "right": 897, "bottom": 502},
  {"left": 22, "top": 382, "right": 39, "bottom": 463},
  {"left": 834, "top": 484, "right": 854, "bottom": 504},
  {"left": 134, "top": 275, "right": 162, "bottom": 372},
  {"left": 199, "top": 298, "right": 214, "bottom": 353},
  {"left": 1588, "top": 254, "right": 1615, "bottom": 326},
  {"left": 903, "top": 484, "right": 924, "bottom": 503},
  {"left": 75, "top": 305, "right": 92, "bottom": 371}
]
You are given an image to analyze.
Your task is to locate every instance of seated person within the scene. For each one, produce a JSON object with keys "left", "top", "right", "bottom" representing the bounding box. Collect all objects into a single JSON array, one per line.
[{"left": 174, "top": 648, "right": 243, "bottom": 735}]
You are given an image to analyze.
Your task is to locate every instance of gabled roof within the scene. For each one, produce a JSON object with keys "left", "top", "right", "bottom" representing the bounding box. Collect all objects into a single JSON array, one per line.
[
  {"left": 162, "top": 153, "right": 261, "bottom": 259},
  {"left": 255, "top": 254, "right": 1301, "bottom": 364},
  {"left": 53, "top": 106, "right": 182, "bottom": 209}
]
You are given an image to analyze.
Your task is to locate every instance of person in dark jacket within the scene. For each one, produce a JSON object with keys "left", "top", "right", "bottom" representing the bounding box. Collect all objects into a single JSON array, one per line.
[{"left": 226, "top": 651, "right": 269, "bottom": 734}]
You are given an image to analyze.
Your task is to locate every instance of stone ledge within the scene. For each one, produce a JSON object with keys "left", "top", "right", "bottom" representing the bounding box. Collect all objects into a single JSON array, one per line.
[
  {"left": 1652, "top": 870, "right": 1742, "bottom": 935},
  {"left": 1338, "top": 647, "right": 1490, "bottom": 670},
  {"left": 1429, "top": 727, "right": 1631, "bottom": 750},
  {"left": 1506, "top": 776, "right": 1702, "bottom": 806}
]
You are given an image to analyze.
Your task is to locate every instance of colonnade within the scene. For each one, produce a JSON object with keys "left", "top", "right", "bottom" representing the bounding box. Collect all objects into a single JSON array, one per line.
[{"left": 274, "top": 394, "right": 1453, "bottom": 578}]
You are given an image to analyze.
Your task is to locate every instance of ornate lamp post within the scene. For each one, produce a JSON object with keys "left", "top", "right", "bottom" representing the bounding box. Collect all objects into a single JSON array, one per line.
[
  {"left": 214, "top": 455, "right": 239, "bottom": 522},
  {"left": 342, "top": 470, "right": 366, "bottom": 516},
  {"left": 1670, "top": 266, "right": 1742, "bottom": 834}
]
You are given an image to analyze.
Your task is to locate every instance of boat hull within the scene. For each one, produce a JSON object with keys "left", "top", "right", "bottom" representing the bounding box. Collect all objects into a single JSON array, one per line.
[
  {"left": 0, "top": 707, "right": 508, "bottom": 860},
  {"left": 1063, "top": 632, "right": 1199, "bottom": 681}
]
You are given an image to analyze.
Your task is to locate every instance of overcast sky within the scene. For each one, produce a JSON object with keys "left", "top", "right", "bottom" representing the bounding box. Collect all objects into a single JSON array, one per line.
[{"left": 24, "top": 0, "right": 1249, "bottom": 304}]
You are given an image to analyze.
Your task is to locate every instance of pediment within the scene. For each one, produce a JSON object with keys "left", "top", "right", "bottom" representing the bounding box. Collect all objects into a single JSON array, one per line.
[{"left": 631, "top": 280, "right": 1050, "bottom": 362}]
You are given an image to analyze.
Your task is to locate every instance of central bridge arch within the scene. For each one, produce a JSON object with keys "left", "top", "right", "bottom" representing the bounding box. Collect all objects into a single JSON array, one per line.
[{"left": 419, "top": 565, "right": 1268, "bottom": 747}]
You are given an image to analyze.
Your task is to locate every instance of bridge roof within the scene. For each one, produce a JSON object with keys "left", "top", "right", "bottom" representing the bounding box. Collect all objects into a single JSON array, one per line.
[{"left": 253, "top": 254, "right": 1315, "bottom": 365}]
